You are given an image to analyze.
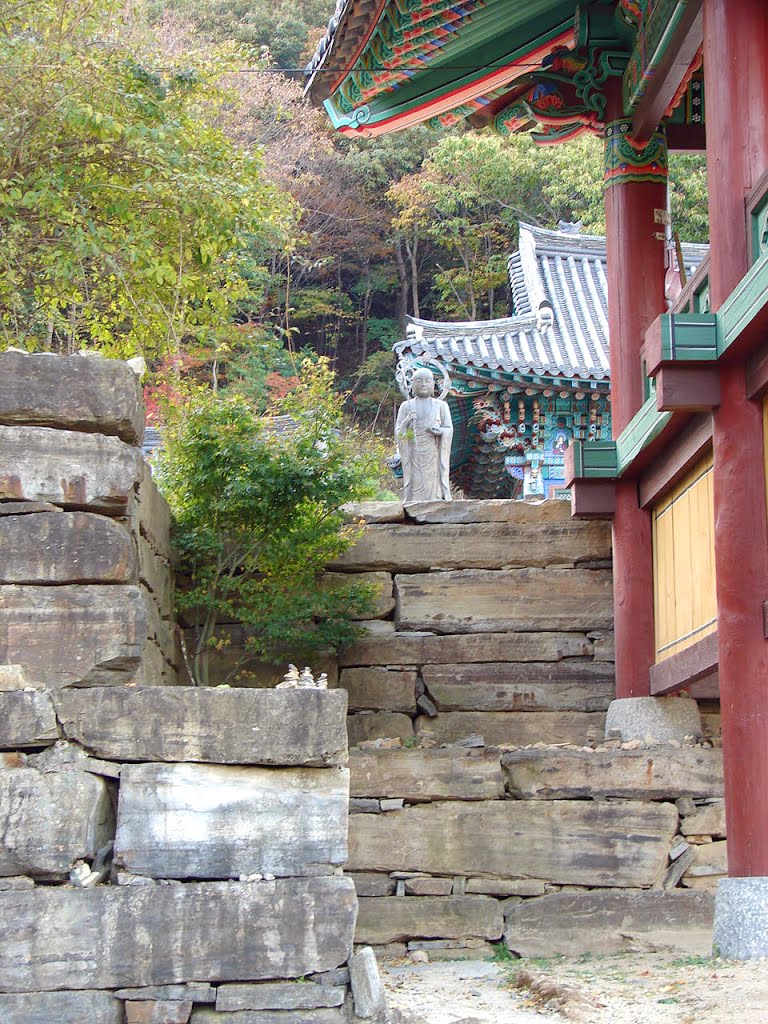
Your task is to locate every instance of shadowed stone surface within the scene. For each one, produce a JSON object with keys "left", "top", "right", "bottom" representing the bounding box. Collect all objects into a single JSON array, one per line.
[
  {"left": 394, "top": 569, "right": 613, "bottom": 633},
  {"left": 0, "top": 425, "right": 143, "bottom": 513},
  {"left": 349, "top": 800, "right": 677, "bottom": 887},
  {"left": 0, "top": 585, "right": 146, "bottom": 688},
  {"left": 191, "top": 1011, "right": 344, "bottom": 1024},
  {"left": 54, "top": 687, "right": 348, "bottom": 766},
  {"left": 115, "top": 763, "right": 349, "bottom": 878},
  {"left": 339, "top": 631, "right": 593, "bottom": 667},
  {"left": 415, "top": 711, "right": 606, "bottom": 747},
  {"left": 216, "top": 983, "right": 344, "bottom": 1011},
  {"left": 0, "top": 691, "right": 58, "bottom": 748},
  {"left": 0, "top": 990, "right": 123, "bottom": 1024},
  {"left": 0, "top": 512, "right": 137, "bottom": 584},
  {"left": 504, "top": 890, "right": 715, "bottom": 957},
  {"left": 331, "top": 517, "right": 611, "bottom": 572},
  {"left": 349, "top": 749, "right": 503, "bottom": 801},
  {"left": 322, "top": 572, "right": 394, "bottom": 620},
  {"left": 0, "top": 767, "right": 114, "bottom": 877},
  {"left": 423, "top": 661, "right": 614, "bottom": 712},
  {"left": 0, "top": 350, "right": 144, "bottom": 444},
  {"left": 0, "top": 879, "right": 357, "bottom": 991},
  {"left": 347, "top": 713, "right": 413, "bottom": 746},
  {"left": 502, "top": 747, "right": 724, "bottom": 800},
  {"left": 339, "top": 668, "right": 415, "bottom": 713},
  {"left": 356, "top": 896, "right": 503, "bottom": 945}
]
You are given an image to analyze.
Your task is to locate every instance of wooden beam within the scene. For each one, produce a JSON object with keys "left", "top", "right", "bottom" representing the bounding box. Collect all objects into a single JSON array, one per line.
[
  {"left": 629, "top": 1, "right": 704, "bottom": 144},
  {"left": 666, "top": 123, "right": 706, "bottom": 151},
  {"left": 649, "top": 631, "right": 719, "bottom": 696},
  {"left": 745, "top": 341, "right": 768, "bottom": 399},
  {"left": 655, "top": 365, "right": 720, "bottom": 411},
  {"left": 570, "top": 480, "right": 615, "bottom": 519},
  {"left": 638, "top": 413, "right": 712, "bottom": 507}
]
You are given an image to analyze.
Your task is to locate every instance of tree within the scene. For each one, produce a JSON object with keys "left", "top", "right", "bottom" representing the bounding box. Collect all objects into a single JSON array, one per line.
[
  {"left": 0, "top": 0, "right": 296, "bottom": 357},
  {"left": 154, "top": 358, "right": 384, "bottom": 683}
]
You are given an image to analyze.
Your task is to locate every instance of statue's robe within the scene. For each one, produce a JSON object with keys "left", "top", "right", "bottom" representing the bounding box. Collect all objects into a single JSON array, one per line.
[{"left": 395, "top": 395, "right": 453, "bottom": 502}]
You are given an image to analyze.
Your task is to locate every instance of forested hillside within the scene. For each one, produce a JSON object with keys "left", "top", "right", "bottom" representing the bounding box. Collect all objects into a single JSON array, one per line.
[{"left": 1, "top": 0, "right": 708, "bottom": 421}]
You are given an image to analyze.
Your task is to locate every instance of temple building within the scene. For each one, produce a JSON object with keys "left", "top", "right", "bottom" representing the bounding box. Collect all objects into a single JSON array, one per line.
[
  {"left": 395, "top": 220, "right": 706, "bottom": 498},
  {"left": 307, "top": 0, "right": 768, "bottom": 958}
]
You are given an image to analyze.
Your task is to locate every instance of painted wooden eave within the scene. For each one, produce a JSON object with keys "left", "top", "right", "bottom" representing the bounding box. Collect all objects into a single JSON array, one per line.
[{"left": 308, "top": 0, "right": 578, "bottom": 137}]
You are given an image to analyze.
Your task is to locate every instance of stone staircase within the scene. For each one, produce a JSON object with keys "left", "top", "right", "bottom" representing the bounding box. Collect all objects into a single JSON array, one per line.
[{"left": 331, "top": 499, "right": 723, "bottom": 958}]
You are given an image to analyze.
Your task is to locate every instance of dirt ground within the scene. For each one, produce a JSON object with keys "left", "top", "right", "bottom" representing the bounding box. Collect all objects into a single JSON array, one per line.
[{"left": 381, "top": 951, "right": 768, "bottom": 1024}]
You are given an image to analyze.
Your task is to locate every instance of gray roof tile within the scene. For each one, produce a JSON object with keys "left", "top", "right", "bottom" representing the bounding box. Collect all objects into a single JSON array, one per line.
[{"left": 396, "top": 222, "right": 709, "bottom": 383}]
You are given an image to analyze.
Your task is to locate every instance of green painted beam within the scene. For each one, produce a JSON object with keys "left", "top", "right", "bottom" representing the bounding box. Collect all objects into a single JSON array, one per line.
[
  {"left": 660, "top": 312, "right": 718, "bottom": 361},
  {"left": 569, "top": 439, "right": 618, "bottom": 479},
  {"left": 616, "top": 395, "right": 673, "bottom": 474},
  {"left": 717, "top": 250, "right": 768, "bottom": 355}
]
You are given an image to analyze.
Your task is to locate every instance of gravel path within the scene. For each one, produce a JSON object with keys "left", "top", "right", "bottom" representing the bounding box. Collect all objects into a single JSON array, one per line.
[{"left": 381, "top": 952, "right": 768, "bottom": 1024}]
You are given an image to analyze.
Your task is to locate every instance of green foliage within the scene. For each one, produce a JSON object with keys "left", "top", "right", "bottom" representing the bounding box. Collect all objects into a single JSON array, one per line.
[
  {"left": 0, "top": 0, "right": 295, "bottom": 357},
  {"left": 154, "top": 358, "right": 384, "bottom": 683}
]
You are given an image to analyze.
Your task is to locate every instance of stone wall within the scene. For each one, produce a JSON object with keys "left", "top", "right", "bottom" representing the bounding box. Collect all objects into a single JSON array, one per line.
[
  {"left": 0, "top": 352, "right": 377, "bottom": 1024},
  {"left": 0, "top": 350, "right": 178, "bottom": 686},
  {"left": 332, "top": 500, "right": 723, "bottom": 957}
]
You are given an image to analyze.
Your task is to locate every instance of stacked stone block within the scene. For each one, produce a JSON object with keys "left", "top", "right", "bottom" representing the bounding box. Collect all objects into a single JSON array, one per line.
[
  {"left": 333, "top": 500, "right": 724, "bottom": 956},
  {"left": 0, "top": 349, "right": 177, "bottom": 686},
  {"left": 0, "top": 353, "right": 371, "bottom": 1023}
]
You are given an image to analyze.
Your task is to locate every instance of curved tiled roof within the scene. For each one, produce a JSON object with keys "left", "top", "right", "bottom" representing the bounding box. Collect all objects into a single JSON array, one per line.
[{"left": 395, "top": 222, "right": 709, "bottom": 383}]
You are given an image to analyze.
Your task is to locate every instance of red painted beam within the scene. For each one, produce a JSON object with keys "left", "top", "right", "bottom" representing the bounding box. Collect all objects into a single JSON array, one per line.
[{"left": 655, "top": 365, "right": 720, "bottom": 411}]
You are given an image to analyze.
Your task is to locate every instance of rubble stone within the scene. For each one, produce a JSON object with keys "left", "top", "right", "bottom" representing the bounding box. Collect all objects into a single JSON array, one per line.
[
  {"left": 0, "top": 990, "right": 123, "bottom": 1024},
  {"left": 339, "top": 668, "right": 416, "bottom": 713},
  {"left": 349, "top": 947, "right": 386, "bottom": 1019},
  {"left": 216, "top": 982, "right": 344, "bottom": 1011},
  {"left": 356, "top": 896, "right": 503, "bottom": 945},
  {"left": 349, "top": 749, "right": 503, "bottom": 801}
]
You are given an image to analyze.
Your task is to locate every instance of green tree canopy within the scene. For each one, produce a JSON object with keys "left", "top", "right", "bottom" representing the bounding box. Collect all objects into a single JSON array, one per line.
[{"left": 0, "top": 0, "right": 296, "bottom": 357}]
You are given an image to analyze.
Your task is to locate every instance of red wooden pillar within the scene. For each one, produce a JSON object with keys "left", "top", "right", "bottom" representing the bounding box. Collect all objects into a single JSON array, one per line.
[
  {"left": 603, "top": 116, "right": 668, "bottom": 698},
  {"left": 705, "top": 0, "right": 768, "bottom": 877}
]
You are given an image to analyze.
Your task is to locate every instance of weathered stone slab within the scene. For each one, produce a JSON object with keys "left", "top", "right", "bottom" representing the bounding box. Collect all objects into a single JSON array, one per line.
[
  {"left": 423, "top": 661, "right": 614, "bottom": 712},
  {"left": 416, "top": 711, "right": 605, "bottom": 747},
  {"left": 349, "top": 800, "right": 677, "bottom": 887},
  {"left": 0, "top": 990, "right": 123, "bottom": 1024},
  {"left": 139, "top": 539, "right": 174, "bottom": 618},
  {"left": 356, "top": 896, "right": 503, "bottom": 945},
  {"left": 0, "top": 585, "right": 146, "bottom": 688},
  {"left": 349, "top": 749, "right": 503, "bottom": 801},
  {"left": 135, "top": 473, "right": 173, "bottom": 559},
  {"left": 395, "top": 569, "right": 613, "bottom": 633},
  {"left": 216, "top": 983, "right": 344, "bottom": 1011},
  {"left": 404, "top": 877, "right": 454, "bottom": 895},
  {"left": 339, "top": 668, "right": 415, "bottom": 712},
  {"left": 0, "top": 512, "right": 137, "bottom": 584},
  {"left": 54, "top": 687, "right": 348, "bottom": 766},
  {"left": 347, "top": 713, "right": 413, "bottom": 747},
  {"left": 504, "top": 890, "right": 714, "bottom": 957},
  {"left": 681, "top": 800, "right": 726, "bottom": 838},
  {"left": 191, "top": 1010, "right": 344, "bottom": 1024},
  {"left": 0, "top": 500, "right": 61, "bottom": 515},
  {"left": 125, "top": 1001, "right": 192, "bottom": 1024},
  {"left": 0, "top": 664, "right": 38, "bottom": 691},
  {"left": 115, "top": 763, "right": 348, "bottom": 879},
  {"left": 466, "top": 878, "right": 547, "bottom": 897},
  {"left": 0, "top": 878, "right": 357, "bottom": 991},
  {"left": 0, "top": 425, "right": 143, "bottom": 513},
  {"left": 348, "top": 873, "right": 396, "bottom": 897},
  {"left": 115, "top": 985, "right": 216, "bottom": 1003},
  {"left": 0, "top": 350, "right": 144, "bottom": 443},
  {"left": 349, "top": 947, "right": 386, "bottom": 1019},
  {"left": 0, "top": 690, "right": 58, "bottom": 748},
  {"left": 502, "top": 747, "right": 724, "bottom": 800},
  {"left": 340, "top": 631, "right": 593, "bottom": 668},
  {"left": 0, "top": 767, "right": 114, "bottom": 876},
  {"left": 332, "top": 518, "right": 611, "bottom": 572},
  {"left": 344, "top": 501, "right": 405, "bottom": 523},
  {"left": 404, "top": 499, "right": 574, "bottom": 525},
  {"left": 323, "top": 572, "right": 394, "bottom": 620}
]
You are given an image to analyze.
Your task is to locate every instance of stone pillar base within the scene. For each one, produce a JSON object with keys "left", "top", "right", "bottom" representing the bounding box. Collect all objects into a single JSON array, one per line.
[
  {"left": 714, "top": 877, "right": 768, "bottom": 959},
  {"left": 604, "top": 696, "right": 702, "bottom": 744}
]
